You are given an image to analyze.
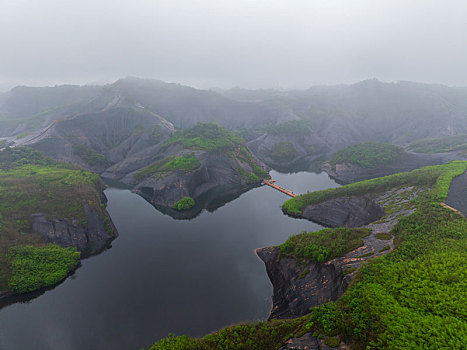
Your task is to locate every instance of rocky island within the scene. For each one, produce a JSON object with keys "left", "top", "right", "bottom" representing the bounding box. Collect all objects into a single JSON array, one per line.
[{"left": 123, "top": 123, "right": 269, "bottom": 218}]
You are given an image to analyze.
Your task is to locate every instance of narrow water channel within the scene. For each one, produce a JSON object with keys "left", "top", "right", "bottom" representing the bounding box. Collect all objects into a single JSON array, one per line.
[{"left": 0, "top": 170, "right": 338, "bottom": 350}]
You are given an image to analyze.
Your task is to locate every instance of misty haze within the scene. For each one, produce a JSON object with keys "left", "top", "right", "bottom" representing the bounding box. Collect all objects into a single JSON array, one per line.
[{"left": 0, "top": 1, "right": 466, "bottom": 350}]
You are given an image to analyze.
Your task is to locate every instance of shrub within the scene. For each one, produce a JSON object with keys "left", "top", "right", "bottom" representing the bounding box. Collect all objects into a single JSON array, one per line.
[
  {"left": 173, "top": 197, "right": 195, "bottom": 211},
  {"left": 8, "top": 245, "right": 80, "bottom": 293},
  {"left": 252, "top": 165, "right": 269, "bottom": 179},
  {"left": 246, "top": 173, "right": 260, "bottom": 184}
]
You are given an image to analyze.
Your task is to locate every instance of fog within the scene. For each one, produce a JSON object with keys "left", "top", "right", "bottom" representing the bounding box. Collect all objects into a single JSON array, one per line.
[{"left": 1, "top": 0, "right": 466, "bottom": 90}]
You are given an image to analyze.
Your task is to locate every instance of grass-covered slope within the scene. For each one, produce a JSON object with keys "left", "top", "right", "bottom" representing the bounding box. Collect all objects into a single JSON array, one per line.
[
  {"left": 134, "top": 154, "right": 201, "bottom": 180},
  {"left": 0, "top": 147, "right": 109, "bottom": 294},
  {"left": 330, "top": 142, "right": 403, "bottom": 169},
  {"left": 280, "top": 228, "right": 371, "bottom": 263},
  {"left": 409, "top": 134, "right": 467, "bottom": 154},
  {"left": 146, "top": 161, "right": 467, "bottom": 349},
  {"left": 162, "top": 123, "right": 244, "bottom": 152},
  {"left": 283, "top": 162, "right": 465, "bottom": 216}
]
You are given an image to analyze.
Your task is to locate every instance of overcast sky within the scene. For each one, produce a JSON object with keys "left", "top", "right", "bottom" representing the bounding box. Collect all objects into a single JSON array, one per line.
[{"left": 1, "top": 0, "right": 466, "bottom": 91}]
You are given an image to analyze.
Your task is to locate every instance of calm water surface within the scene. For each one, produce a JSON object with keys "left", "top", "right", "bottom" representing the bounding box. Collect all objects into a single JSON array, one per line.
[{"left": 0, "top": 171, "right": 338, "bottom": 350}]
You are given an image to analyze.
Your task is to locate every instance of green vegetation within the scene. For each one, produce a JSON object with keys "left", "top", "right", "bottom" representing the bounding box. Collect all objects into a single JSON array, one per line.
[
  {"left": 162, "top": 123, "right": 244, "bottom": 152},
  {"left": 301, "top": 161, "right": 467, "bottom": 349},
  {"left": 8, "top": 245, "right": 80, "bottom": 293},
  {"left": 134, "top": 154, "right": 201, "bottom": 180},
  {"left": 246, "top": 173, "right": 260, "bottom": 184},
  {"left": 236, "top": 147, "right": 269, "bottom": 182},
  {"left": 324, "top": 337, "right": 340, "bottom": 347},
  {"left": 0, "top": 146, "right": 56, "bottom": 169},
  {"left": 266, "top": 120, "right": 312, "bottom": 136},
  {"left": 330, "top": 142, "right": 403, "bottom": 169},
  {"left": 173, "top": 197, "right": 195, "bottom": 211},
  {"left": 375, "top": 232, "right": 392, "bottom": 240},
  {"left": 282, "top": 161, "right": 467, "bottom": 216},
  {"left": 409, "top": 134, "right": 467, "bottom": 153},
  {"left": 252, "top": 165, "right": 268, "bottom": 179},
  {"left": 163, "top": 154, "right": 201, "bottom": 172},
  {"left": 72, "top": 143, "right": 110, "bottom": 167},
  {"left": 0, "top": 147, "right": 108, "bottom": 293},
  {"left": 147, "top": 319, "right": 303, "bottom": 350},
  {"left": 272, "top": 142, "right": 299, "bottom": 162},
  {"left": 280, "top": 228, "right": 371, "bottom": 263},
  {"left": 147, "top": 160, "right": 467, "bottom": 349}
]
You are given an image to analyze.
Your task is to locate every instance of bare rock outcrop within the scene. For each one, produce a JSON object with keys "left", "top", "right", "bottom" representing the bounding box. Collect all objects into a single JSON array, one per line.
[
  {"left": 256, "top": 247, "right": 347, "bottom": 320},
  {"left": 31, "top": 201, "right": 117, "bottom": 256},
  {"left": 301, "top": 196, "right": 384, "bottom": 227}
]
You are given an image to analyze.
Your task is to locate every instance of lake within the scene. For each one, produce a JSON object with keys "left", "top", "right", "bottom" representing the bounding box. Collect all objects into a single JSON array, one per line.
[{"left": 0, "top": 170, "right": 338, "bottom": 350}]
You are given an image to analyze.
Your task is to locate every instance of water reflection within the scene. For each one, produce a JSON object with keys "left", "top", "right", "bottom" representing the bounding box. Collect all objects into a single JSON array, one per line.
[{"left": 0, "top": 170, "right": 338, "bottom": 350}]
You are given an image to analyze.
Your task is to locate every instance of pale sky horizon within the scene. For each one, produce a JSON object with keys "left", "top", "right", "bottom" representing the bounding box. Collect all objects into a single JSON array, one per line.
[{"left": 1, "top": 0, "right": 467, "bottom": 91}]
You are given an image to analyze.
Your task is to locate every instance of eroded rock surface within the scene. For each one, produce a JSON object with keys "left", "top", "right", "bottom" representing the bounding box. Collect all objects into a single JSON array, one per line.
[
  {"left": 31, "top": 202, "right": 117, "bottom": 256},
  {"left": 302, "top": 196, "right": 384, "bottom": 227},
  {"left": 256, "top": 247, "right": 347, "bottom": 319},
  {"left": 259, "top": 186, "right": 425, "bottom": 319},
  {"left": 130, "top": 149, "right": 267, "bottom": 217}
]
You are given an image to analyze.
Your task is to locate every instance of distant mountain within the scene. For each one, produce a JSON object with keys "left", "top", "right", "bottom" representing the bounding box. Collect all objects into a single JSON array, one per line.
[{"left": 1, "top": 78, "right": 467, "bottom": 170}]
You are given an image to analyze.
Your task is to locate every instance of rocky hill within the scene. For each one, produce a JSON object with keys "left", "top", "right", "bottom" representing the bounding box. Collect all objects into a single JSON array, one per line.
[
  {"left": 123, "top": 123, "right": 269, "bottom": 218},
  {"left": 0, "top": 147, "right": 117, "bottom": 301},
  {"left": 2, "top": 78, "right": 467, "bottom": 172}
]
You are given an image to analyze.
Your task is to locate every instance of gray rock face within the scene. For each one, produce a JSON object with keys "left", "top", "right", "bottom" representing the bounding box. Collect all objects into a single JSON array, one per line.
[
  {"left": 256, "top": 247, "right": 347, "bottom": 319},
  {"left": 26, "top": 105, "right": 174, "bottom": 175},
  {"left": 133, "top": 150, "right": 262, "bottom": 210},
  {"left": 31, "top": 205, "right": 117, "bottom": 255},
  {"left": 301, "top": 196, "right": 384, "bottom": 227}
]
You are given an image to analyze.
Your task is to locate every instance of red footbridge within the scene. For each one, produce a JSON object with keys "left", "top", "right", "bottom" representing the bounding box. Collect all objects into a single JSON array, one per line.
[{"left": 262, "top": 179, "right": 297, "bottom": 197}]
